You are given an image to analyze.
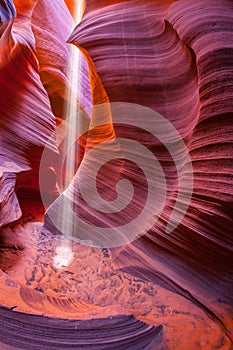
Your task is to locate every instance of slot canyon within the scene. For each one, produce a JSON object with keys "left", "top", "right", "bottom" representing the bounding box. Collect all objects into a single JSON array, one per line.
[{"left": 0, "top": 0, "right": 232, "bottom": 349}]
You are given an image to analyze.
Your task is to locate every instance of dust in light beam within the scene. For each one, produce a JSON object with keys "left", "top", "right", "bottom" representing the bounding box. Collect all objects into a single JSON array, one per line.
[{"left": 54, "top": 0, "right": 85, "bottom": 269}]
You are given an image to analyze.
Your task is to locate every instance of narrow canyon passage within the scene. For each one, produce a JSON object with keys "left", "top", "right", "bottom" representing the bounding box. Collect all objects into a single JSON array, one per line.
[{"left": 0, "top": 0, "right": 232, "bottom": 349}]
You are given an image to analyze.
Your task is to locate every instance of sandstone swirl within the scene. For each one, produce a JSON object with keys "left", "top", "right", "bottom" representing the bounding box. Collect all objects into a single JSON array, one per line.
[
  {"left": 47, "top": 0, "right": 233, "bottom": 342},
  {"left": 0, "top": 0, "right": 57, "bottom": 228},
  {"left": 0, "top": 0, "right": 233, "bottom": 349},
  {"left": 0, "top": 306, "right": 162, "bottom": 350},
  {"left": 31, "top": 0, "right": 92, "bottom": 118}
]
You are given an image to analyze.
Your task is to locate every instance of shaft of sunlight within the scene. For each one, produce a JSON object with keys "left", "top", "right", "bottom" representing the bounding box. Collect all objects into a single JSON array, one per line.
[{"left": 54, "top": 0, "right": 85, "bottom": 269}]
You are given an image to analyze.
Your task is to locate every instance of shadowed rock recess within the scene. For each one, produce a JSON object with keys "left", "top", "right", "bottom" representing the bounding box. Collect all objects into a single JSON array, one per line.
[{"left": 0, "top": 0, "right": 233, "bottom": 349}]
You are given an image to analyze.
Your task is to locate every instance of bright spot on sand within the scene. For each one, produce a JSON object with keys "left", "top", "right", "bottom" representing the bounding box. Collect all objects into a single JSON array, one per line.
[{"left": 53, "top": 246, "right": 74, "bottom": 269}]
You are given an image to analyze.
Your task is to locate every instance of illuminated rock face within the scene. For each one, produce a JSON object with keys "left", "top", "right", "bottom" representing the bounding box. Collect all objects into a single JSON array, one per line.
[
  {"left": 52, "top": 0, "right": 233, "bottom": 296},
  {"left": 0, "top": 0, "right": 233, "bottom": 349},
  {"left": 31, "top": 0, "right": 92, "bottom": 118},
  {"left": 0, "top": 0, "right": 57, "bottom": 227}
]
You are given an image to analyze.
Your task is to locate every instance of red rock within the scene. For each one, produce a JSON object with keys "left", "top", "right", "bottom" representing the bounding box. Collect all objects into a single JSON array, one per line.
[
  {"left": 0, "top": 0, "right": 233, "bottom": 349},
  {"left": 0, "top": 0, "right": 56, "bottom": 227},
  {"left": 46, "top": 0, "right": 233, "bottom": 343}
]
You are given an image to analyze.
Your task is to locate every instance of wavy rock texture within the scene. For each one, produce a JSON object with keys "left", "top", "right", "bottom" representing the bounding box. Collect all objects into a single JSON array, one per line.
[
  {"left": 0, "top": 0, "right": 90, "bottom": 229},
  {"left": 0, "top": 220, "right": 231, "bottom": 349},
  {"left": 31, "top": 0, "right": 92, "bottom": 118},
  {"left": 46, "top": 0, "right": 233, "bottom": 344},
  {"left": 0, "top": 0, "right": 57, "bottom": 228},
  {"left": 0, "top": 0, "right": 233, "bottom": 349},
  {"left": 0, "top": 308, "right": 162, "bottom": 350}
]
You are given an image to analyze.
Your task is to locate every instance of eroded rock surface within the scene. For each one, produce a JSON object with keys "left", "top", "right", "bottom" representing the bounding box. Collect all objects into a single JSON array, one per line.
[{"left": 0, "top": 0, "right": 232, "bottom": 349}]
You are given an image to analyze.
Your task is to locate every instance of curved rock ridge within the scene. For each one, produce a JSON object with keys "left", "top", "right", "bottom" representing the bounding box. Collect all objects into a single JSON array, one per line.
[
  {"left": 54, "top": 1, "right": 231, "bottom": 246},
  {"left": 0, "top": 0, "right": 232, "bottom": 349},
  {"left": 83, "top": 0, "right": 177, "bottom": 16},
  {"left": 45, "top": 0, "right": 199, "bottom": 244},
  {"left": 0, "top": 0, "right": 57, "bottom": 227},
  {"left": 69, "top": 0, "right": 199, "bottom": 139},
  {"left": 31, "top": 0, "right": 92, "bottom": 118},
  {"left": 163, "top": 0, "right": 233, "bottom": 277},
  {"left": 168, "top": 0, "right": 233, "bottom": 120},
  {"left": 45, "top": 0, "right": 233, "bottom": 341},
  {"left": 0, "top": 160, "right": 26, "bottom": 227},
  {"left": 0, "top": 0, "right": 16, "bottom": 23},
  {"left": 0, "top": 307, "right": 162, "bottom": 350}
]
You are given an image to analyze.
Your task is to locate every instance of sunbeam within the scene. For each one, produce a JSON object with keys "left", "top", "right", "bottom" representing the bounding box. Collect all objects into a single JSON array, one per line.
[{"left": 53, "top": 0, "right": 85, "bottom": 269}]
